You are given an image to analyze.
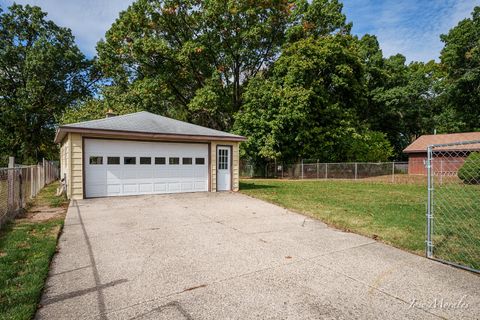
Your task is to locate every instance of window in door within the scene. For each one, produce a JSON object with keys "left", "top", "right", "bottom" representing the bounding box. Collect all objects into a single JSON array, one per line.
[{"left": 218, "top": 149, "right": 228, "bottom": 170}]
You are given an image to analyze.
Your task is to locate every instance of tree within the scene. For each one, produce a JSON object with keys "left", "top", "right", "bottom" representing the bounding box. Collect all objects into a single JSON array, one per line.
[
  {"left": 286, "top": 0, "right": 351, "bottom": 42},
  {"left": 93, "top": 0, "right": 349, "bottom": 130},
  {"left": 370, "top": 59, "right": 439, "bottom": 155},
  {"left": 356, "top": 34, "right": 443, "bottom": 158},
  {"left": 234, "top": 35, "right": 393, "bottom": 165},
  {"left": 440, "top": 6, "right": 480, "bottom": 131},
  {"left": 0, "top": 4, "right": 94, "bottom": 164}
]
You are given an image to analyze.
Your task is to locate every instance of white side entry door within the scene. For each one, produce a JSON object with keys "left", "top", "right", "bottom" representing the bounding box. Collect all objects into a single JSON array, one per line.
[{"left": 216, "top": 146, "right": 231, "bottom": 191}]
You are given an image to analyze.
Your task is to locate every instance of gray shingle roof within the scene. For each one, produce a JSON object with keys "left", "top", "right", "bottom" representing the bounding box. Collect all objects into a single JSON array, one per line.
[{"left": 57, "top": 111, "right": 245, "bottom": 142}]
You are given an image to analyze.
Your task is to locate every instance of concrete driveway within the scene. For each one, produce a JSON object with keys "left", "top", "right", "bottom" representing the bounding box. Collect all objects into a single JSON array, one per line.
[{"left": 37, "top": 192, "right": 479, "bottom": 319}]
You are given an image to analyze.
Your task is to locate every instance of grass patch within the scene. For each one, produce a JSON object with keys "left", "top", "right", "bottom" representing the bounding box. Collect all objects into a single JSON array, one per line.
[
  {"left": 431, "top": 183, "right": 480, "bottom": 270},
  {"left": 31, "top": 182, "right": 68, "bottom": 209},
  {"left": 0, "top": 182, "right": 67, "bottom": 320},
  {"left": 241, "top": 179, "right": 480, "bottom": 270}
]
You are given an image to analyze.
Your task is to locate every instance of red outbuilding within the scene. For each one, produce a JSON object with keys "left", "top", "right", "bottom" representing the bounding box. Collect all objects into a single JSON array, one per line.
[{"left": 403, "top": 132, "right": 480, "bottom": 175}]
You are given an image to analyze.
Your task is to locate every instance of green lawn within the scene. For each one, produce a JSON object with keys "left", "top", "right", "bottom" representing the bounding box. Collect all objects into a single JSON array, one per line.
[
  {"left": 0, "top": 182, "right": 68, "bottom": 320},
  {"left": 241, "top": 179, "right": 480, "bottom": 270}
]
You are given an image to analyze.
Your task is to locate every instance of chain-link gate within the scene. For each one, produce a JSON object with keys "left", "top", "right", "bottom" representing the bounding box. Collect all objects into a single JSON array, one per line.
[{"left": 426, "top": 140, "right": 480, "bottom": 273}]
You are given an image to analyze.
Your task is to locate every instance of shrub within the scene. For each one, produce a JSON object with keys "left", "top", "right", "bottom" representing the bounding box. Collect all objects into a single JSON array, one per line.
[{"left": 458, "top": 152, "right": 480, "bottom": 184}]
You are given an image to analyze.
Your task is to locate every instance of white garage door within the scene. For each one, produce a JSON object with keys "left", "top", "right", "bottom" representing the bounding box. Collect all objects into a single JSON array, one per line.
[{"left": 84, "top": 139, "right": 208, "bottom": 197}]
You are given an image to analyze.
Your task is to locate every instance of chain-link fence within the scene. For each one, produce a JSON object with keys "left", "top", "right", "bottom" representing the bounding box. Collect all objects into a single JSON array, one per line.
[
  {"left": 426, "top": 140, "right": 480, "bottom": 273},
  {"left": 241, "top": 159, "right": 426, "bottom": 184},
  {"left": 0, "top": 159, "right": 59, "bottom": 228}
]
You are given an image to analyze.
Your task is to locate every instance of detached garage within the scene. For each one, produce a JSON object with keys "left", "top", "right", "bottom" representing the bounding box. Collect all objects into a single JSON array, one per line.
[{"left": 55, "top": 111, "right": 246, "bottom": 199}]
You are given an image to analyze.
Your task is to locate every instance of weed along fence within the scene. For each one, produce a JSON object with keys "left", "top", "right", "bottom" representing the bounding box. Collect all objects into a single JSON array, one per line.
[
  {"left": 0, "top": 157, "right": 59, "bottom": 228},
  {"left": 240, "top": 160, "right": 425, "bottom": 184}
]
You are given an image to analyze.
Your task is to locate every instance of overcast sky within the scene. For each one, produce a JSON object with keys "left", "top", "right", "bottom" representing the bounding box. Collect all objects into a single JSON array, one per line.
[{"left": 0, "top": 0, "right": 479, "bottom": 62}]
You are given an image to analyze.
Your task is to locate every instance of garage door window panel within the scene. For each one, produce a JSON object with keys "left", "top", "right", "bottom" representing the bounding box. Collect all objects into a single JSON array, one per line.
[
  {"left": 89, "top": 156, "right": 103, "bottom": 165},
  {"left": 195, "top": 158, "right": 205, "bottom": 165},
  {"left": 124, "top": 157, "right": 136, "bottom": 165},
  {"left": 155, "top": 157, "right": 166, "bottom": 165},
  {"left": 107, "top": 157, "right": 120, "bottom": 165},
  {"left": 140, "top": 157, "right": 152, "bottom": 165},
  {"left": 169, "top": 157, "right": 180, "bottom": 165},
  {"left": 182, "top": 157, "right": 192, "bottom": 165}
]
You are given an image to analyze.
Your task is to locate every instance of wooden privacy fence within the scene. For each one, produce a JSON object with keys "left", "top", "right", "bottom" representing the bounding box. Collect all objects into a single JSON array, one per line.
[{"left": 0, "top": 157, "right": 59, "bottom": 228}]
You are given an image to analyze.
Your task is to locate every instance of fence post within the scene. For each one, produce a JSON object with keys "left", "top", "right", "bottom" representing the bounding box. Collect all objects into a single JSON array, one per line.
[
  {"left": 36, "top": 165, "right": 39, "bottom": 196},
  {"left": 301, "top": 159, "right": 304, "bottom": 179},
  {"left": 392, "top": 161, "right": 395, "bottom": 183},
  {"left": 18, "top": 168, "right": 23, "bottom": 209},
  {"left": 354, "top": 162, "right": 357, "bottom": 180},
  {"left": 316, "top": 160, "right": 319, "bottom": 179},
  {"left": 7, "top": 156, "right": 15, "bottom": 213},
  {"left": 30, "top": 166, "right": 34, "bottom": 199},
  {"left": 42, "top": 158, "right": 46, "bottom": 187},
  {"left": 274, "top": 159, "right": 277, "bottom": 178},
  {"left": 325, "top": 163, "right": 328, "bottom": 179},
  {"left": 37, "top": 164, "right": 41, "bottom": 195},
  {"left": 426, "top": 146, "right": 434, "bottom": 258}
]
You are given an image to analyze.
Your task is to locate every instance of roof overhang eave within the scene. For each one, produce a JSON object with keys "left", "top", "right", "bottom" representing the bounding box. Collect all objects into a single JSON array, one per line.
[
  {"left": 403, "top": 149, "right": 425, "bottom": 154},
  {"left": 54, "top": 127, "right": 247, "bottom": 144}
]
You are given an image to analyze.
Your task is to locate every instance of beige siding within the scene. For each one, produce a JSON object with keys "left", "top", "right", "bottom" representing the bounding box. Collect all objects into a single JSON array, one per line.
[
  {"left": 65, "top": 133, "right": 72, "bottom": 199},
  {"left": 70, "top": 133, "right": 83, "bottom": 199},
  {"left": 232, "top": 142, "right": 239, "bottom": 191},
  {"left": 59, "top": 140, "right": 66, "bottom": 181},
  {"left": 210, "top": 142, "right": 217, "bottom": 191},
  {"left": 60, "top": 133, "right": 83, "bottom": 200},
  {"left": 210, "top": 141, "right": 240, "bottom": 192}
]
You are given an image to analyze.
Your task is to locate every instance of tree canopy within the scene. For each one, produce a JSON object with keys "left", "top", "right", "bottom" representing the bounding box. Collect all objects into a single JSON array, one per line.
[
  {"left": 234, "top": 35, "right": 393, "bottom": 164},
  {"left": 2, "top": 1, "right": 480, "bottom": 166},
  {"left": 440, "top": 6, "right": 480, "bottom": 131},
  {"left": 87, "top": 0, "right": 349, "bottom": 130},
  {"left": 0, "top": 4, "right": 94, "bottom": 164}
]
